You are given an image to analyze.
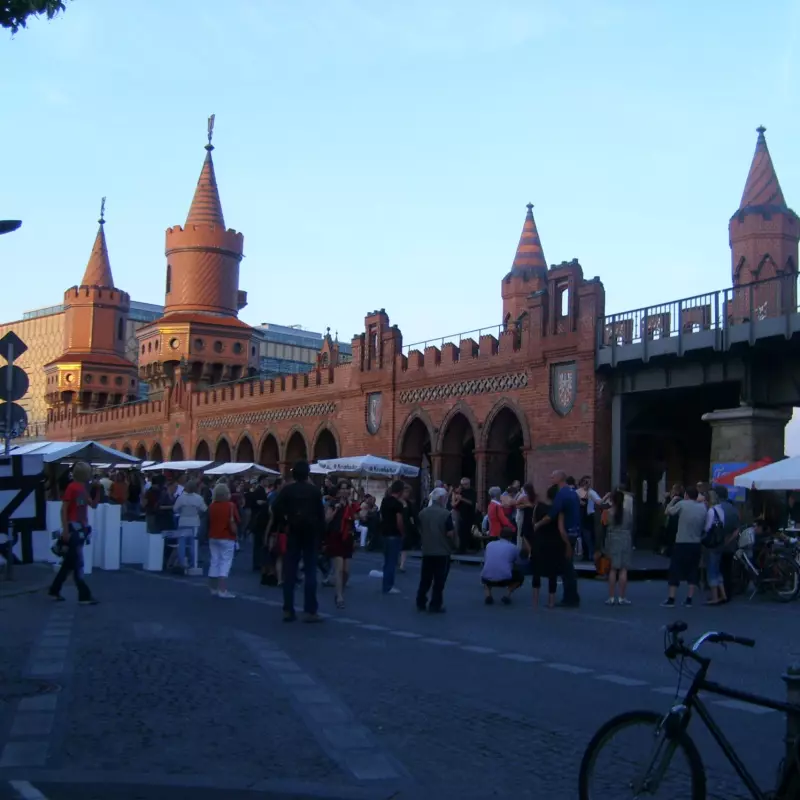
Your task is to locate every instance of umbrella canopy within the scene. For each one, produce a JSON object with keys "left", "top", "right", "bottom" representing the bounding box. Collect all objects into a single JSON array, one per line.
[
  {"left": 734, "top": 457, "right": 800, "bottom": 491},
  {"left": 9, "top": 440, "right": 140, "bottom": 465},
  {"left": 141, "top": 460, "right": 213, "bottom": 472},
  {"left": 309, "top": 463, "right": 330, "bottom": 475},
  {"left": 714, "top": 458, "right": 773, "bottom": 486},
  {"left": 204, "top": 463, "right": 280, "bottom": 476},
  {"left": 317, "top": 454, "right": 419, "bottom": 478}
]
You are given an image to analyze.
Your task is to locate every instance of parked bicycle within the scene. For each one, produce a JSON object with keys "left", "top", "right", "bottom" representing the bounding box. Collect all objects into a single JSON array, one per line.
[
  {"left": 730, "top": 527, "right": 800, "bottom": 602},
  {"left": 578, "top": 621, "right": 800, "bottom": 799}
]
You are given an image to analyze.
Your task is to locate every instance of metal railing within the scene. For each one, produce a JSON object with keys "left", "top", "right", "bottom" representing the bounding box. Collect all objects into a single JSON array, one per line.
[
  {"left": 598, "top": 272, "right": 799, "bottom": 352},
  {"left": 402, "top": 323, "right": 505, "bottom": 356}
]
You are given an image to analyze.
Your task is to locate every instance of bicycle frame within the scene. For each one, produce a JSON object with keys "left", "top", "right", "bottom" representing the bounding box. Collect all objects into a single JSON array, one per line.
[{"left": 668, "top": 661, "right": 800, "bottom": 799}]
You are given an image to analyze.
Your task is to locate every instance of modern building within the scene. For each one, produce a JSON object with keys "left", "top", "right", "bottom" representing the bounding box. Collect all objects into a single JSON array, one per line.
[{"left": 254, "top": 323, "right": 352, "bottom": 378}]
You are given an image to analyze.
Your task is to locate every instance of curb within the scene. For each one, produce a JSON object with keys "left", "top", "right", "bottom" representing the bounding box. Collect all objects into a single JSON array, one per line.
[{"left": 0, "top": 565, "right": 55, "bottom": 599}]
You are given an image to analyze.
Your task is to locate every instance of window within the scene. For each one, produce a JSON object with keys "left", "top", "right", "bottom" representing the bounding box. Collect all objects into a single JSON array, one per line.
[
  {"left": 559, "top": 285, "right": 570, "bottom": 317},
  {"left": 166, "top": 264, "right": 172, "bottom": 294},
  {"left": 84, "top": 374, "right": 93, "bottom": 384},
  {"left": 194, "top": 338, "right": 204, "bottom": 351},
  {"left": 115, "top": 376, "right": 123, "bottom": 386},
  {"left": 169, "top": 337, "right": 180, "bottom": 350},
  {"left": 117, "top": 318, "right": 124, "bottom": 341},
  {"left": 214, "top": 341, "right": 224, "bottom": 353},
  {"left": 232, "top": 342, "right": 243, "bottom": 355},
  {"left": 141, "top": 344, "right": 145, "bottom": 355},
  {"left": 99, "top": 375, "right": 108, "bottom": 385}
]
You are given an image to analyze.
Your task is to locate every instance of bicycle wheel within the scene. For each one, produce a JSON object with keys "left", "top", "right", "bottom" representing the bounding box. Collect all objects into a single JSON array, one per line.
[
  {"left": 765, "top": 554, "right": 800, "bottom": 602},
  {"left": 578, "top": 709, "right": 706, "bottom": 800},
  {"left": 730, "top": 558, "right": 750, "bottom": 595}
]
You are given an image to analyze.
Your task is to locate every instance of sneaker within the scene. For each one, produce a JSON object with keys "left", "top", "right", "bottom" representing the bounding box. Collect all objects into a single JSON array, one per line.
[
  {"left": 501, "top": 596, "right": 512, "bottom": 606},
  {"left": 210, "top": 589, "right": 219, "bottom": 597},
  {"left": 78, "top": 599, "right": 99, "bottom": 606},
  {"left": 682, "top": 597, "right": 693, "bottom": 607},
  {"left": 302, "top": 613, "right": 324, "bottom": 623},
  {"left": 384, "top": 587, "right": 401, "bottom": 595},
  {"left": 660, "top": 598, "right": 675, "bottom": 607},
  {"left": 429, "top": 606, "right": 446, "bottom": 614},
  {"left": 283, "top": 610, "right": 296, "bottom": 622},
  {"left": 484, "top": 596, "right": 495, "bottom": 605},
  {"left": 49, "top": 593, "right": 65, "bottom": 602},
  {"left": 217, "top": 591, "right": 236, "bottom": 599},
  {"left": 617, "top": 597, "right": 632, "bottom": 606},
  {"left": 605, "top": 597, "right": 617, "bottom": 606}
]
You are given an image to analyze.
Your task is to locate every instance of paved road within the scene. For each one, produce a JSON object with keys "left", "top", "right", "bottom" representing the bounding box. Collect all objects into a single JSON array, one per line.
[{"left": 0, "top": 547, "right": 796, "bottom": 799}]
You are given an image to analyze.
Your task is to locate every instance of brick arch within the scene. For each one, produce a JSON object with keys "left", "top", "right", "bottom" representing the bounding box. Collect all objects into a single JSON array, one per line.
[
  {"left": 435, "top": 402, "right": 479, "bottom": 453},
  {"left": 257, "top": 430, "right": 280, "bottom": 470},
  {"left": 170, "top": 441, "right": 185, "bottom": 461},
  {"left": 150, "top": 442, "right": 163, "bottom": 462},
  {"left": 121, "top": 443, "right": 133, "bottom": 456},
  {"left": 235, "top": 433, "right": 255, "bottom": 463},
  {"left": 195, "top": 439, "right": 211, "bottom": 461},
  {"left": 311, "top": 421, "right": 340, "bottom": 462},
  {"left": 214, "top": 435, "right": 232, "bottom": 462},
  {"left": 481, "top": 398, "right": 532, "bottom": 451},
  {"left": 135, "top": 442, "right": 147, "bottom": 460},
  {"left": 396, "top": 407, "right": 435, "bottom": 456},
  {"left": 283, "top": 426, "right": 309, "bottom": 465}
]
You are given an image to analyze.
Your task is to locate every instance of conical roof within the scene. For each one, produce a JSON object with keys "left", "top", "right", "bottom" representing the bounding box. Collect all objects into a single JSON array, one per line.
[
  {"left": 81, "top": 212, "right": 114, "bottom": 288},
  {"left": 740, "top": 126, "right": 787, "bottom": 210},
  {"left": 186, "top": 145, "right": 225, "bottom": 227},
  {"left": 510, "top": 203, "right": 547, "bottom": 273}
]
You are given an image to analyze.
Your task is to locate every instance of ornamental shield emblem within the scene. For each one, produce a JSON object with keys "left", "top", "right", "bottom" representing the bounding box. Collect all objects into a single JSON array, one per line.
[
  {"left": 550, "top": 362, "right": 577, "bottom": 417},
  {"left": 366, "top": 392, "right": 383, "bottom": 434}
]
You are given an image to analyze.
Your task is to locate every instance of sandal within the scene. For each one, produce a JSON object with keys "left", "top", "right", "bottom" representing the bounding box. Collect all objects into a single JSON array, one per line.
[{"left": 335, "top": 597, "right": 345, "bottom": 609}]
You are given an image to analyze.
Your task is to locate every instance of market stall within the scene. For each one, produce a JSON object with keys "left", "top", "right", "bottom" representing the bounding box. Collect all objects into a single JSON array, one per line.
[
  {"left": 204, "top": 463, "right": 279, "bottom": 477},
  {"left": 317, "top": 454, "right": 419, "bottom": 478},
  {"left": 734, "top": 457, "right": 800, "bottom": 491}
]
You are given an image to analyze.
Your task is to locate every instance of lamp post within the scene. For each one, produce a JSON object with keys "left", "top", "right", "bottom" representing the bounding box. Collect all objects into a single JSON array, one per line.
[{"left": 0, "top": 221, "right": 22, "bottom": 236}]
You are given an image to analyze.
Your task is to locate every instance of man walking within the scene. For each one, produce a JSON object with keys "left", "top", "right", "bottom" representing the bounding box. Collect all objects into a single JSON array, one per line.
[
  {"left": 416, "top": 487, "right": 456, "bottom": 612},
  {"left": 380, "top": 480, "right": 405, "bottom": 594},
  {"left": 270, "top": 461, "right": 325, "bottom": 622}
]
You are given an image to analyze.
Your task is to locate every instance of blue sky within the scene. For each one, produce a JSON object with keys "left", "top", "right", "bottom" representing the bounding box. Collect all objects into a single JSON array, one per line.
[{"left": 3, "top": 1, "right": 800, "bottom": 450}]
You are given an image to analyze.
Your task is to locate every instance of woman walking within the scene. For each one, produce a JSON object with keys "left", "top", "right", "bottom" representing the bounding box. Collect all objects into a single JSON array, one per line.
[
  {"left": 604, "top": 488, "right": 633, "bottom": 605},
  {"left": 326, "top": 485, "right": 355, "bottom": 608},
  {"left": 530, "top": 485, "right": 562, "bottom": 609},
  {"left": 703, "top": 490, "right": 728, "bottom": 605},
  {"left": 207, "top": 483, "right": 240, "bottom": 599}
]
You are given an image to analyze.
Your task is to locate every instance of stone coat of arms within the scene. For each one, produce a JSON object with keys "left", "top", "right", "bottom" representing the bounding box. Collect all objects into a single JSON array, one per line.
[
  {"left": 366, "top": 392, "right": 382, "bottom": 434},
  {"left": 550, "top": 362, "right": 577, "bottom": 417}
]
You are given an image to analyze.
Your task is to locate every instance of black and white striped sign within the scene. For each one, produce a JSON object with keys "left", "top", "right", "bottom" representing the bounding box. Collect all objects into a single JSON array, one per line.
[{"left": 0, "top": 455, "right": 45, "bottom": 528}]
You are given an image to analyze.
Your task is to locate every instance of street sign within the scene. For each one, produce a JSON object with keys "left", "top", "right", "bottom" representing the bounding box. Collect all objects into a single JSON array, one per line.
[
  {"left": 0, "top": 331, "right": 27, "bottom": 360},
  {"left": 0, "top": 404, "right": 27, "bottom": 439},
  {"left": 0, "top": 366, "right": 28, "bottom": 402}
]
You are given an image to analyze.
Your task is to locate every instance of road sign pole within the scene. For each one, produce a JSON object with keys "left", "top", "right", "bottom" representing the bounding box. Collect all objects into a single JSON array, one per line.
[{"left": 4, "top": 340, "right": 13, "bottom": 457}]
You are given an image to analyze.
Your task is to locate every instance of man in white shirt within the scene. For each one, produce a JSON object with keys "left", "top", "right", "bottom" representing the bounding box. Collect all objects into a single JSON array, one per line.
[{"left": 481, "top": 529, "right": 524, "bottom": 606}]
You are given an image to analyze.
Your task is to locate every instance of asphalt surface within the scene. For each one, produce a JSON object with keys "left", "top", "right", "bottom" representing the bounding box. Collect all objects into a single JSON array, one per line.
[{"left": 0, "top": 544, "right": 797, "bottom": 799}]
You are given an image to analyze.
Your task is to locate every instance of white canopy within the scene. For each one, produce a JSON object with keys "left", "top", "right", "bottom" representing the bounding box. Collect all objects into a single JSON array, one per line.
[
  {"left": 141, "top": 460, "right": 213, "bottom": 472},
  {"left": 317, "top": 454, "right": 419, "bottom": 478},
  {"left": 9, "top": 440, "right": 140, "bottom": 465},
  {"left": 309, "top": 463, "right": 330, "bottom": 475},
  {"left": 734, "top": 457, "right": 800, "bottom": 491},
  {"left": 204, "top": 463, "right": 280, "bottom": 476}
]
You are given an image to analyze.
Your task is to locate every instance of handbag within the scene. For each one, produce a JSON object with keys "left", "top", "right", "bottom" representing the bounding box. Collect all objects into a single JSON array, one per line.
[{"left": 594, "top": 551, "right": 610, "bottom": 577}]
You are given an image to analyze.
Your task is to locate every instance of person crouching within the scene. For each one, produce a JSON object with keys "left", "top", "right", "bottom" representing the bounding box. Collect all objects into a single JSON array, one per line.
[{"left": 481, "top": 528, "right": 524, "bottom": 606}]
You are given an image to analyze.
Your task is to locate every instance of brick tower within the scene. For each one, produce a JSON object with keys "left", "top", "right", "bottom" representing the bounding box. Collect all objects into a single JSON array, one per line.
[
  {"left": 136, "top": 117, "right": 259, "bottom": 397},
  {"left": 730, "top": 126, "right": 799, "bottom": 286},
  {"left": 501, "top": 203, "right": 548, "bottom": 326},
  {"left": 44, "top": 200, "right": 139, "bottom": 410}
]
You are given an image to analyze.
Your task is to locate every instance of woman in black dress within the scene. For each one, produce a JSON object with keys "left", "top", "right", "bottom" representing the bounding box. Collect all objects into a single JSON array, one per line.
[{"left": 531, "top": 484, "right": 563, "bottom": 609}]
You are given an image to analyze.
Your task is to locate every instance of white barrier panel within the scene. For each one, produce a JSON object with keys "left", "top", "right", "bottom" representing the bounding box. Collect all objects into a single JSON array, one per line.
[
  {"left": 120, "top": 521, "right": 147, "bottom": 565},
  {"left": 31, "top": 530, "right": 53, "bottom": 562},
  {"left": 143, "top": 534, "right": 163, "bottom": 572},
  {"left": 88, "top": 506, "right": 103, "bottom": 567},
  {"left": 100, "top": 504, "right": 121, "bottom": 571}
]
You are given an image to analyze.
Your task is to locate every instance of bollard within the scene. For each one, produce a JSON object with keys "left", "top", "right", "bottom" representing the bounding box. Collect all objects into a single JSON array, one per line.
[{"left": 781, "top": 663, "right": 800, "bottom": 767}]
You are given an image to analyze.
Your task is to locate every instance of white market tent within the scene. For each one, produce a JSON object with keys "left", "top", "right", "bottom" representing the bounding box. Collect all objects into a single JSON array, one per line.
[
  {"left": 204, "top": 463, "right": 280, "bottom": 476},
  {"left": 9, "top": 440, "right": 140, "bottom": 465},
  {"left": 141, "top": 460, "right": 213, "bottom": 472},
  {"left": 309, "top": 463, "right": 330, "bottom": 475},
  {"left": 317, "top": 454, "right": 419, "bottom": 479},
  {"left": 734, "top": 457, "right": 800, "bottom": 491}
]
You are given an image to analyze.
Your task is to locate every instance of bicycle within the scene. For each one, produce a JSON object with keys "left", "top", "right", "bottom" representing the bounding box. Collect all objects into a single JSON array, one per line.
[
  {"left": 578, "top": 621, "right": 800, "bottom": 799},
  {"left": 730, "top": 529, "right": 800, "bottom": 603}
]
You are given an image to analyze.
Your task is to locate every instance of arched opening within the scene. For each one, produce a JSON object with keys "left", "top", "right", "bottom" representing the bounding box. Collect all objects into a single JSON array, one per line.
[
  {"left": 440, "top": 412, "right": 476, "bottom": 487},
  {"left": 150, "top": 442, "right": 163, "bottom": 462},
  {"left": 135, "top": 443, "right": 147, "bottom": 460},
  {"left": 236, "top": 436, "right": 255, "bottom": 463},
  {"left": 285, "top": 430, "right": 308, "bottom": 471},
  {"left": 259, "top": 434, "right": 280, "bottom": 471},
  {"left": 170, "top": 442, "right": 184, "bottom": 461},
  {"left": 215, "top": 438, "right": 232, "bottom": 462},
  {"left": 312, "top": 428, "right": 338, "bottom": 462},
  {"left": 399, "top": 416, "right": 432, "bottom": 504},
  {"left": 122, "top": 444, "right": 132, "bottom": 456},
  {"left": 485, "top": 406, "right": 525, "bottom": 492},
  {"left": 195, "top": 440, "right": 210, "bottom": 461}
]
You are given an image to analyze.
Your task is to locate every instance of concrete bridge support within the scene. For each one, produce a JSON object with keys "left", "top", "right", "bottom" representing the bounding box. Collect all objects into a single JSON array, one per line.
[{"left": 702, "top": 406, "right": 792, "bottom": 466}]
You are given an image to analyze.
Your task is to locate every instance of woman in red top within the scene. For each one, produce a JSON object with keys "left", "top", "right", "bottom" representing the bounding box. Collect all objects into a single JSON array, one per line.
[
  {"left": 48, "top": 461, "right": 96, "bottom": 604},
  {"left": 207, "top": 482, "right": 240, "bottom": 599},
  {"left": 326, "top": 485, "right": 355, "bottom": 609},
  {"left": 487, "top": 486, "right": 514, "bottom": 538}
]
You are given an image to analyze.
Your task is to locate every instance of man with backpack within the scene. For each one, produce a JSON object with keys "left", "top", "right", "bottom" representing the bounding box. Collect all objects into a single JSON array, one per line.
[{"left": 270, "top": 461, "right": 326, "bottom": 623}]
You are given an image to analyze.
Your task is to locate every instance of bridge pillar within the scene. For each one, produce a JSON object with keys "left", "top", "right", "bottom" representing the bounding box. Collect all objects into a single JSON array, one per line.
[{"left": 702, "top": 406, "right": 791, "bottom": 465}]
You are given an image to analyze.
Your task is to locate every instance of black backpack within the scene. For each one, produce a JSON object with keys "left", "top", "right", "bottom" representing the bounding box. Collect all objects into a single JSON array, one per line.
[{"left": 703, "top": 507, "right": 725, "bottom": 549}]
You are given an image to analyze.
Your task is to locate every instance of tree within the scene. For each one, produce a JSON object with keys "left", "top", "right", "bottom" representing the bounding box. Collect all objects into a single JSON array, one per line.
[{"left": 2, "top": 1, "right": 68, "bottom": 34}]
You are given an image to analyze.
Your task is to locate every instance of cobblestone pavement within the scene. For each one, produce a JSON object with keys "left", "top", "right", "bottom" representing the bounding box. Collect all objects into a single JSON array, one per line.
[{"left": 0, "top": 546, "right": 796, "bottom": 799}]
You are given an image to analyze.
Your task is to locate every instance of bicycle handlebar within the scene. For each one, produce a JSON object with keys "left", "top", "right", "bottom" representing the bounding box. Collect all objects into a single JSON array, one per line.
[{"left": 664, "top": 621, "right": 756, "bottom": 661}]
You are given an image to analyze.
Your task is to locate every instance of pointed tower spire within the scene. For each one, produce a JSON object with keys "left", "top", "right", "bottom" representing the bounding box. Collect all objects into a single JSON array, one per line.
[
  {"left": 81, "top": 197, "right": 115, "bottom": 288},
  {"left": 186, "top": 114, "right": 225, "bottom": 227},
  {"left": 511, "top": 202, "right": 547, "bottom": 273},
  {"left": 739, "top": 126, "right": 787, "bottom": 210}
]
